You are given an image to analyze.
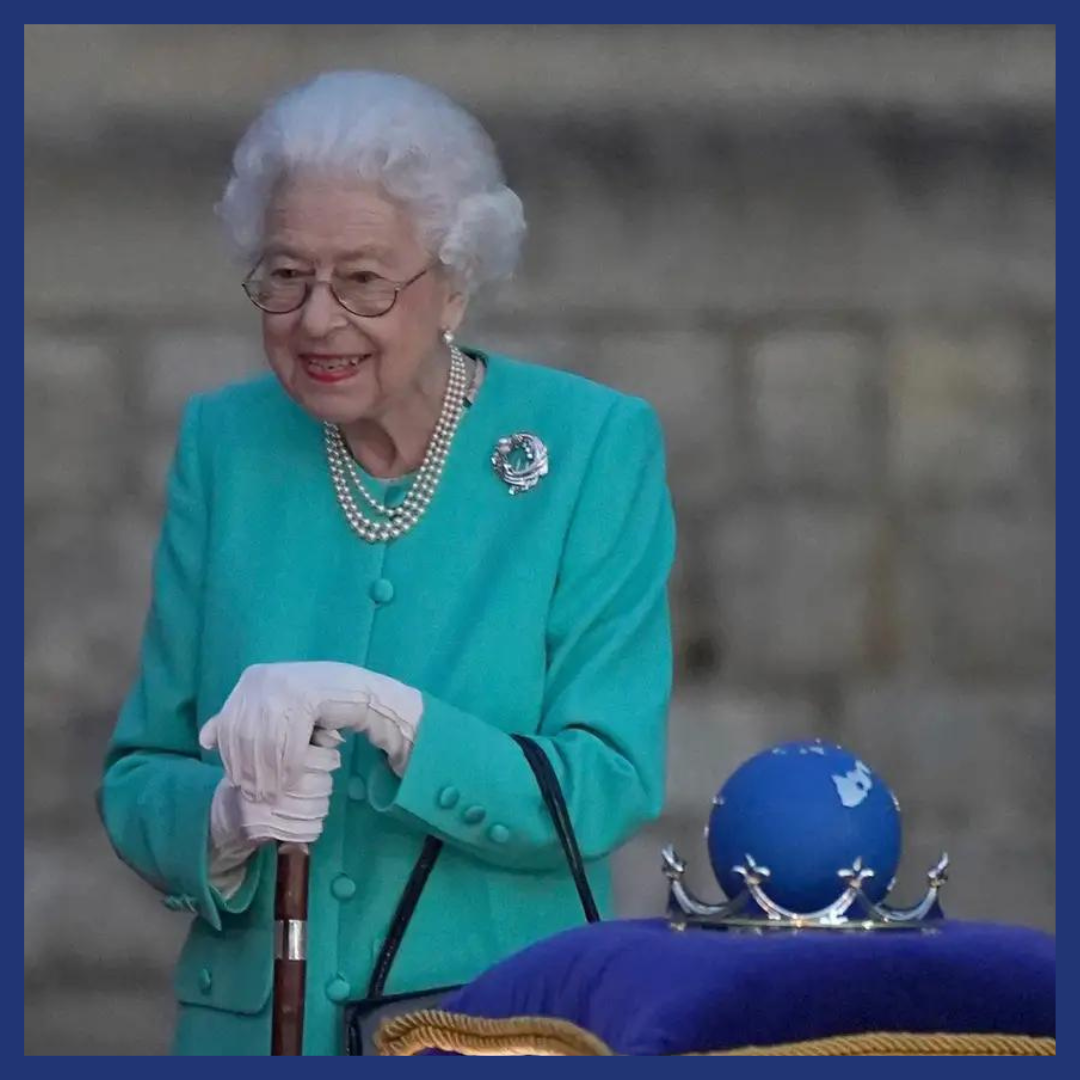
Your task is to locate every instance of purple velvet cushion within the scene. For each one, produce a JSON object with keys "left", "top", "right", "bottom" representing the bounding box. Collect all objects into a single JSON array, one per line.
[{"left": 434, "top": 918, "right": 1054, "bottom": 1054}]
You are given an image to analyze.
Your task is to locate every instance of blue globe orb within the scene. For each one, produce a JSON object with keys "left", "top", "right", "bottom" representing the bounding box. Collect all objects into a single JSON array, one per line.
[{"left": 707, "top": 740, "right": 901, "bottom": 912}]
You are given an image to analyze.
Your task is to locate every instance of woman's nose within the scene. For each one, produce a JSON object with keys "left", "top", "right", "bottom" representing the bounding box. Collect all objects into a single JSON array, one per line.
[{"left": 299, "top": 280, "right": 348, "bottom": 336}]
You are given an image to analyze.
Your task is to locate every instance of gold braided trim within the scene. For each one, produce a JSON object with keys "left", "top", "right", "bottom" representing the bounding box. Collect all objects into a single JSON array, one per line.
[
  {"left": 374, "top": 1009, "right": 613, "bottom": 1056},
  {"left": 697, "top": 1032, "right": 1056, "bottom": 1056},
  {"left": 374, "top": 1010, "right": 1055, "bottom": 1057}
]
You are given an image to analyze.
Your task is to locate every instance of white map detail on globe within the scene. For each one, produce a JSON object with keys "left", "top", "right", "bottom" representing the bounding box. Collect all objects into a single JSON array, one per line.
[{"left": 832, "top": 760, "right": 874, "bottom": 807}]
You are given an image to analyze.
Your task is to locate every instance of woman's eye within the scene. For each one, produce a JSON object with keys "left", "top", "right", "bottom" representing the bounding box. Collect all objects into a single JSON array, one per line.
[
  {"left": 269, "top": 267, "right": 305, "bottom": 280},
  {"left": 346, "top": 271, "right": 381, "bottom": 285}
]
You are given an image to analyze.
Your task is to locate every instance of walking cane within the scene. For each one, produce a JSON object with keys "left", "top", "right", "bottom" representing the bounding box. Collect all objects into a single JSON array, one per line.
[{"left": 272, "top": 842, "right": 309, "bottom": 1055}]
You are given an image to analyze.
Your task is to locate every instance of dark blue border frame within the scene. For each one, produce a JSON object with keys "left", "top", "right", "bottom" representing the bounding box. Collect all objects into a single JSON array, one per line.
[{"left": 19, "top": 14, "right": 1064, "bottom": 1073}]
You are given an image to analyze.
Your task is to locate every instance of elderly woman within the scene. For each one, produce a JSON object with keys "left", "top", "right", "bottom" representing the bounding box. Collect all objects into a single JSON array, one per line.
[{"left": 99, "top": 70, "right": 675, "bottom": 1056}]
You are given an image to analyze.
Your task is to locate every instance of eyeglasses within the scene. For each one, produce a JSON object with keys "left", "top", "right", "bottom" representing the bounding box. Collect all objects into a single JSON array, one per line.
[{"left": 242, "top": 261, "right": 434, "bottom": 318}]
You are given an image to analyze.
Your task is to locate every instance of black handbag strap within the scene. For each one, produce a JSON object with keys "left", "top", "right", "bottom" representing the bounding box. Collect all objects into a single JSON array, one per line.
[
  {"left": 510, "top": 733, "right": 601, "bottom": 925},
  {"left": 366, "top": 734, "right": 599, "bottom": 998},
  {"left": 365, "top": 834, "right": 444, "bottom": 999}
]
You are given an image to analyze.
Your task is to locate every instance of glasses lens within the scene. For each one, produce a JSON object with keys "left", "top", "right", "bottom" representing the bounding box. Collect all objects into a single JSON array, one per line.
[
  {"left": 335, "top": 277, "right": 397, "bottom": 317},
  {"left": 244, "top": 275, "right": 307, "bottom": 313}
]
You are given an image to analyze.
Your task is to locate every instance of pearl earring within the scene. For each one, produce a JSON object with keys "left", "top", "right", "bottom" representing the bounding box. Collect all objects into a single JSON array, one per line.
[{"left": 441, "top": 329, "right": 455, "bottom": 347}]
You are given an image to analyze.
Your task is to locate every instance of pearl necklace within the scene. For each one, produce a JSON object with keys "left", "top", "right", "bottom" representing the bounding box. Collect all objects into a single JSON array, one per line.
[{"left": 324, "top": 344, "right": 470, "bottom": 544}]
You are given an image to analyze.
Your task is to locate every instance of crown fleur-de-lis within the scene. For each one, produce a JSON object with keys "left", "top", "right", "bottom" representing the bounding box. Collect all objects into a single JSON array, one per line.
[
  {"left": 733, "top": 853, "right": 772, "bottom": 889},
  {"left": 838, "top": 857, "right": 876, "bottom": 891}
]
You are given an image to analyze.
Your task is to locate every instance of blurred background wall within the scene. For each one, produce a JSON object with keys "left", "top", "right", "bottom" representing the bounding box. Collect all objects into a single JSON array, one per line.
[{"left": 25, "top": 25, "right": 1055, "bottom": 1054}]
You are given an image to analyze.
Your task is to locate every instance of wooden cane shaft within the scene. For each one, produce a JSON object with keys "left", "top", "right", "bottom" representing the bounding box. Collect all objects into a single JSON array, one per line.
[{"left": 272, "top": 843, "right": 310, "bottom": 1056}]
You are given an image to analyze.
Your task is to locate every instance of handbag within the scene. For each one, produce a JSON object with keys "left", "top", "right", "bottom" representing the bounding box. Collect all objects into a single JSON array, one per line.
[{"left": 343, "top": 733, "right": 601, "bottom": 1055}]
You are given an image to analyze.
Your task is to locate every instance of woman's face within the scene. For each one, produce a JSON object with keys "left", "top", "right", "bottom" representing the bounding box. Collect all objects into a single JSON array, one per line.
[{"left": 257, "top": 173, "right": 466, "bottom": 427}]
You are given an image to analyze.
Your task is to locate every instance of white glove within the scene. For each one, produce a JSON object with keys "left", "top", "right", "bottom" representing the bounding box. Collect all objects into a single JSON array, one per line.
[
  {"left": 319, "top": 664, "right": 425, "bottom": 776},
  {"left": 200, "top": 662, "right": 424, "bottom": 790},
  {"left": 208, "top": 732, "right": 342, "bottom": 899}
]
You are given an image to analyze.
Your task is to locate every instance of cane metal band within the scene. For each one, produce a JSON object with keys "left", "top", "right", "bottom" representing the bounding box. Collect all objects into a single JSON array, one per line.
[{"left": 275, "top": 918, "right": 308, "bottom": 961}]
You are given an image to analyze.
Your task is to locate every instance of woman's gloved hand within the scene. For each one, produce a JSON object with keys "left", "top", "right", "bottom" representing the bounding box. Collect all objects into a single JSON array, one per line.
[
  {"left": 198, "top": 662, "right": 424, "bottom": 796},
  {"left": 207, "top": 730, "right": 342, "bottom": 898}
]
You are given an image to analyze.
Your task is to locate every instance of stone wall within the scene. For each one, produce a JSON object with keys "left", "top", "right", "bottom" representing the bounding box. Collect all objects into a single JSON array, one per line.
[{"left": 24, "top": 25, "right": 1055, "bottom": 1054}]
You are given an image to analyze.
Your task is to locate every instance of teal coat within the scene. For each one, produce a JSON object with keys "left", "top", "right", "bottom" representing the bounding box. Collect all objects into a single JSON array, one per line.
[{"left": 99, "top": 351, "right": 675, "bottom": 1055}]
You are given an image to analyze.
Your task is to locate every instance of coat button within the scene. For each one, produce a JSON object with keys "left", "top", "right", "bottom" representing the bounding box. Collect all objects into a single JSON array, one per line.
[
  {"left": 463, "top": 805, "right": 486, "bottom": 825},
  {"left": 488, "top": 824, "right": 511, "bottom": 844},
  {"left": 370, "top": 578, "right": 395, "bottom": 605},
  {"left": 437, "top": 786, "right": 460, "bottom": 809},
  {"left": 197, "top": 968, "right": 213, "bottom": 995},
  {"left": 331, "top": 874, "right": 357, "bottom": 901},
  {"left": 325, "top": 975, "right": 351, "bottom": 1003},
  {"left": 346, "top": 776, "right": 367, "bottom": 802}
]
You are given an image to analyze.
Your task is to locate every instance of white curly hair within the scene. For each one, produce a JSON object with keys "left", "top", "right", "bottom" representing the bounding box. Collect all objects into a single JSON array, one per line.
[{"left": 216, "top": 70, "right": 526, "bottom": 296}]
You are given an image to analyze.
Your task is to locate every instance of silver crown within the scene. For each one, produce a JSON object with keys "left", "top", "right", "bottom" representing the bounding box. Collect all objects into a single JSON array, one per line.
[{"left": 661, "top": 845, "right": 950, "bottom": 933}]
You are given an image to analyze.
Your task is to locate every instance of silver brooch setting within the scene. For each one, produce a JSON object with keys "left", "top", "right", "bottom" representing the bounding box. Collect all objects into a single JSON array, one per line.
[{"left": 491, "top": 433, "right": 549, "bottom": 495}]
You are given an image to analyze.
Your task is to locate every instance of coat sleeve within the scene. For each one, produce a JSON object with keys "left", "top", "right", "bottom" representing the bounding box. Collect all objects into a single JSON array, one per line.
[
  {"left": 365, "top": 395, "right": 676, "bottom": 871},
  {"left": 97, "top": 396, "right": 270, "bottom": 931}
]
